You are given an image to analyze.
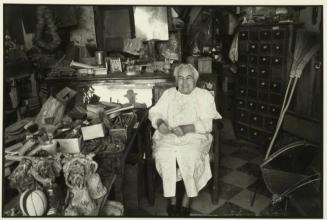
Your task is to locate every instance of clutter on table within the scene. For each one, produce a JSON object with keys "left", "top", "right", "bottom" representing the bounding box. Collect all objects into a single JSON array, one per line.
[{"left": 4, "top": 86, "right": 137, "bottom": 216}]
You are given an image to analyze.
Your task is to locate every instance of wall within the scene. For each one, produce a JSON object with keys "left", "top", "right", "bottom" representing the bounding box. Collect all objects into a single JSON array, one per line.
[
  {"left": 70, "top": 6, "right": 97, "bottom": 47},
  {"left": 298, "top": 7, "right": 322, "bottom": 33}
]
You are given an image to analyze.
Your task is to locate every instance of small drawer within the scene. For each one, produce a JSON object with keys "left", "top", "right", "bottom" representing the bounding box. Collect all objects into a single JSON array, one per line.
[
  {"left": 236, "top": 110, "right": 249, "bottom": 123},
  {"left": 239, "top": 31, "right": 249, "bottom": 40},
  {"left": 249, "top": 43, "right": 258, "bottom": 53},
  {"left": 258, "top": 92, "right": 269, "bottom": 102},
  {"left": 248, "top": 101, "right": 257, "bottom": 110},
  {"left": 238, "top": 88, "right": 247, "bottom": 97},
  {"left": 250, "top": 114, "right": 263, "bottom": 126},
  {"left": 273, "top": 43, "right": 284, "bottom": 54},
  {"left": 258, "top": 79, "right": 268, "bottom": 89},
  {"left": 239, "top": 41, "right": 248, "bottom": 52},
  {"left": 248, "top": 67, "right": 257, "bottom": 77},
  {"left": 238, "top": 65, "right": 247, "bottom": 74},
  {"left": 239, "top": 54, "right": 248, "bottom": 64},
  {"left": 247, "top": 89, "right": 257, "bottom": 99},
  {"left": 249, "top": 56, "right": 258, "bottom": 65},
  {"left": 248, "top": 77, "right": 257, "bottom": 88},
  {"left": 272, "top": 56, "right": 283, "bottom": 66},
  {"left": 258, "top": 103, "right": 268, "bottom": 113},
  {"left": 249, "top": 31, "right": 259, "bottom": 40},
  {"left": 264, "top": 133, "right": 273, "bottom": 145},
  {"left": 260, "top": 43, "right": 271, "bottom": 53},
  {"left": 249, "top": 128, "right": 264, "bottom": 143},
  {"left": 270, "top": 81, "right": 282, "bottom": 93},
  {"left": 270, "top": 93, "right": 283, "bottom": 105},
  {"left": 235, "top": 123, "right": 248, "bottom": 136},
  {"left": 269, "top": 105, "right": 280, "bottom": 116},
  {"left": 259, "top": 68, "right": 270, "bottom": 78},
  {"left": 259, "top": 56, "right": 270, "bottom": 65},
  {"left": 237, "top": 75, "right": 247, "bottom": 86},
  {"left": 271, "top": 67, "right": 282, "bottom": 79},
  {"left": 236, "top": 99, "right": 246, "bottom": 108},
  {"left": 273, "top": 30, "right": 285, "bottom": 40},
  {"left": 260, "top": 30, "right": 272, "bottom": 40},
  {"left": 264, "top": 117, "right": 278, "bottom": 131}
]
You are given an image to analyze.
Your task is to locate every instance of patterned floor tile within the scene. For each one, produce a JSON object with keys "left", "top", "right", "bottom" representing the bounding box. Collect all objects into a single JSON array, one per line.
[
  {"left": 218, "top": 165, "right": 234, "bottom": 178},
  {"left": 247, "top": 178, "right": 272, "bottom": 198},
  {"left": 259, "top": 200, "right": 300, "bottom": 217},
  {"left": 191, "top": 189, "right": 226, "bottom": 214},
  {"left": 229, "top": 189, "right": 270, "bottom": 215},
  {"left": 251, "top": 154, "right": 265, "bottom": 165},
  {"left": 125, "top": 208, "right": 153, "bottom": 216},
  {"left": 211, "top": 201, "right": 255, "bottom": 216},
  {"left": 221, "top": 144, "right": 239, "bottom": 156},
  {"left": 230, "top": 148, "right": 259, "bottom": 161},
  {"left": 222, "top": 171, "right": 257, "bottom": 189},
  {"left": 218, "top": 181, "right": 243, "bottom": 201},
  {"left": 237, "top": 162, "right": 262, "bottom": 178},
  {"left": 221, "top": 156, "right": 247, "bottom": 169}
]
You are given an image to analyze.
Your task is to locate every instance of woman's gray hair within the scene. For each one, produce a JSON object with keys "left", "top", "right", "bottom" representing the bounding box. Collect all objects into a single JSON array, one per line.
[{"left": 173, "top": 64, "right": 199, "bottom": 83}]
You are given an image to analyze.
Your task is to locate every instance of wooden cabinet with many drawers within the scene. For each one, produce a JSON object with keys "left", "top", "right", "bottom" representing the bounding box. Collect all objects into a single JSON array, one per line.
[{"left": 234, "top": 23, "right": 293, "bottom": 146}]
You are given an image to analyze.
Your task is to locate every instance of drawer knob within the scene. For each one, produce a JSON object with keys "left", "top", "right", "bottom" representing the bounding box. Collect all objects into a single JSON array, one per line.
[
  {"left": 249, "top": 103, "right": 254, "bottom": 106},
  {"left": 275, "top": 58, "right": 279, "bottom": 62},
  {"left": 269, "top": 121, "right": 273, "bottom": 125},
  {"left": 276, "top": 32, "right": 280, "bottom": 36},
  {"left": 239, "top": 101, "right": 243, "bottom": 105},
  {"left": 240, "top": 90, "right": 245, "bottom": 94},
  {"left": 272, "top": 108, "right": 276, "bottom": 112},
  {"left": 253, "top": 132, "right": 258, "bottom": 136},
  {"left": 273, "top": 83, "right": 277, "bottom": 87},
  {"left": 251, "top": 45, "right": 256, "bottom": 48},
  {"left": 263, "top": 45, "right": 267, "bottom": 49},
  {"left": 261, "top": 105, "right": 265, "bottom": 110},
  {"left": 261, "top": 70, "right": 266, "bottom": 74},
  {"left": 240, "top": 113, "right": 245, "bottom": 117},
  {"left": 264, "top": 32, "right": 268, "bottom": 35},
  {"left": 260, "top": 82, "right": 266, "bottom": 86},
  {"left": 262, "top": 57, "right": 266, "bottom": 61},
  {"left": 253, "top": 117, "right": 257, "bottom": 121},
  {"left": 240, "top": 127, "right": 244, "bottom": 131},
  {"left": 251, "top": 69, "right": 255, "bottom": 73}
]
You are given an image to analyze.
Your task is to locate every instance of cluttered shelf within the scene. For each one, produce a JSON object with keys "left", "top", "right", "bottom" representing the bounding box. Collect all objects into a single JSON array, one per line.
[{"left": 46, "top": 72, "right": 173, "bottom": 83}]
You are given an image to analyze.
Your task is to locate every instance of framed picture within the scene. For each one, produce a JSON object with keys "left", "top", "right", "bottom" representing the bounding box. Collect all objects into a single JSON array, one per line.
[{"left": 108, "top": 57, "right": 122, "bottom": 73}]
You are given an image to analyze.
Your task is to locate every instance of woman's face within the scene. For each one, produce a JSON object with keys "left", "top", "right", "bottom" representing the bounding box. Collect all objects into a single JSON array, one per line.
[{"left": 177, "top": 69, "right": 195, "bottom": 94}]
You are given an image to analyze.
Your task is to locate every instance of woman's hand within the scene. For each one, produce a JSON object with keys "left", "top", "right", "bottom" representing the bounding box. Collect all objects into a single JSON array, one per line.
[
  {"left": 171, "top": 126, "right": 184, "bottom": 137},
  {"left": 157, "top": 119, "right": 170, "bottom": 134}
]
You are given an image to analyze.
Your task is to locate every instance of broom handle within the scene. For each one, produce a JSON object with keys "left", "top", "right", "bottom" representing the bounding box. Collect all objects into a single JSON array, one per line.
[{"left": 265, "top": 78, "right": 298, "bottom": 160}]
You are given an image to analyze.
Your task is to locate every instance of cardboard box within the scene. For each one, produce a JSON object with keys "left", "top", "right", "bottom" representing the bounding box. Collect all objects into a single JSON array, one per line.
[
  {"left": 81, "top": 124, "right": 105, "bottom": 141},
  {"left": 56, "top": 137, "right": 82, "bottom": 153}
]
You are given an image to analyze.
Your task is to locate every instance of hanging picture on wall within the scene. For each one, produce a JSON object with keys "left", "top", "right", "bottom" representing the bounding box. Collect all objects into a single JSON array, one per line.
[
  {"left": 133, "top": 6, "right": 169, "bottom": 41},
  {"left": 108, "top": 57, "right": 122, "bottom": 73}
]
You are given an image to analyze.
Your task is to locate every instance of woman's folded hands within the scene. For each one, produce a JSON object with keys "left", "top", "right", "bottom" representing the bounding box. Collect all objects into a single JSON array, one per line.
[{"left": 157, "top": 119, "right": 195, "bottom": 137}]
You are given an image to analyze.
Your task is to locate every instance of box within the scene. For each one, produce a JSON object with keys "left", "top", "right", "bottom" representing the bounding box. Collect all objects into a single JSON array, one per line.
[
  {"left": 56, "top": 137, "right": 82, "bottom": 153},
  {"left": 81, "top": 124, "right": 105, "bottom": 141},
  {"left": 198, "top": 57, "right": 212, "bottom": 74}
]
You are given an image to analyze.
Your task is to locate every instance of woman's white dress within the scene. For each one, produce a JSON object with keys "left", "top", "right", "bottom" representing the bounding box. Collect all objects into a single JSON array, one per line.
[{"left": 149, "top": 87, "right": 222, "bottom": 197}]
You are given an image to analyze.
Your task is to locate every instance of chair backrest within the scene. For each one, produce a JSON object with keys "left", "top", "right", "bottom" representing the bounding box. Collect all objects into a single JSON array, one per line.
[{"left": 152, "top": 82, "right": 175, "bottom": 104}]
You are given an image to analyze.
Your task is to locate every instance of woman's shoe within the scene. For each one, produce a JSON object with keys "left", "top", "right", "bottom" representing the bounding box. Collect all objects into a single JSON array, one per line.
[
  {"left": 167, "top": 204, "right": 178, "bottom": 216},
  {"left": 179, "top": 206, "right": 190, "bottom": 217}
]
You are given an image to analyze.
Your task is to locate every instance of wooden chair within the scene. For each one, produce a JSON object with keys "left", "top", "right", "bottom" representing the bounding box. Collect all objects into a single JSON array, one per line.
[{"left": 143, "top": 82, "right": 223, "bottom": 205}]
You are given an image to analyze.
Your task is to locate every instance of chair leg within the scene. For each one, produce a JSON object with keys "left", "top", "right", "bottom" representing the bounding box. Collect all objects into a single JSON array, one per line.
[
  {"left": 146, "top": 158, "right": 155, "bottom": 205},
  {"left": 212, "top": 130, "right": 220, "bottom": 204}
]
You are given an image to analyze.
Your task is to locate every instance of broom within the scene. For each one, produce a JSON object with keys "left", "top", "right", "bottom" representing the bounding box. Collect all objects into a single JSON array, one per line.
[{"left": 264, "top": 30, "right": 320, "bottom": 160}]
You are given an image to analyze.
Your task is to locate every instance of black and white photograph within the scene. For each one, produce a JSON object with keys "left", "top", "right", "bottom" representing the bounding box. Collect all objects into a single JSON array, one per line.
[{"left": 2, "top": 2, "right": 324, "bottom": 218}]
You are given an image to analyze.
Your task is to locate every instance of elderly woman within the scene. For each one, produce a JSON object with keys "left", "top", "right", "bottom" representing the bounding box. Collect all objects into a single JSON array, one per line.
[{"left": 149, "top": 64, "right": 222, "bottom": 216}]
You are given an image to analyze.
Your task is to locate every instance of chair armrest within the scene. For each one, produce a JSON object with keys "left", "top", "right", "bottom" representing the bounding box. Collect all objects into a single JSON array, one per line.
[{"left": 213, "top": 119, "right": 224, "bottom": 130}]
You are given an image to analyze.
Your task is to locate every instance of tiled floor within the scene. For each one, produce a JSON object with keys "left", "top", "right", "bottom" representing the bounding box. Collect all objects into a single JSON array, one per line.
[{"left": 124, "top": 139, "right": 317, "bottom": 217}]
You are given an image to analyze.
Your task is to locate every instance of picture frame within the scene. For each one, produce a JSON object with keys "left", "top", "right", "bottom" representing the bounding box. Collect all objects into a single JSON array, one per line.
[{"left": 108, "top": 57, "right": 123, "bottom": 73}]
